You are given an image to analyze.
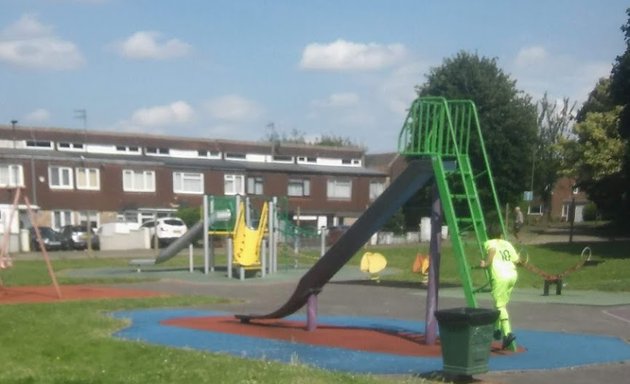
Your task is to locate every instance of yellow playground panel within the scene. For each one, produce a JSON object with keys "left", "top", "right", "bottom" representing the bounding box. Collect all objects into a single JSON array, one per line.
[{"left": 232, "top": 201, "right": 269, "bottom": 267}]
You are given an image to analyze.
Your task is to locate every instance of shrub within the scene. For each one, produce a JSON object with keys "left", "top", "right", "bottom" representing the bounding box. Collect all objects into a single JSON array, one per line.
[{"left": 583, "top": 202, "right": 598, "bottom": 221}]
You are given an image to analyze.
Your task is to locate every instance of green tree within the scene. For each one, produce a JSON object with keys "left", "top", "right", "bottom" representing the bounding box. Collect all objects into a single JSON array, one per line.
[
  {"left": 263, "top": 122, "right": 307, "bottom": 145},
  {"left": 262, "top": 122, "right": 360, "bottom": 148},
  {"left": 561, "top": 108, "right": 625, "bottom": 217},
  {"left": 317, "top": 134, "right": 359, "bottom": 147},
  {"left": 576, "top": 78, "right": 614, "bottom": 122},
  {"left": 177, "top": 206, "right": 202, "bottom": 228},
  {"left": 535, "top": 93, "right": 577, "bottom": 221},
  {"left": 609, "top": 7, "right": 630, "bottom": 224},
  {"left": 564, "top": 8, "right": 630, "bottom": 224},
  {"left": 416, "top": 51, "right": 538, "bottom": 207},
  {"left": 610, "top": 8, "right": 630, "bottom": 124}
]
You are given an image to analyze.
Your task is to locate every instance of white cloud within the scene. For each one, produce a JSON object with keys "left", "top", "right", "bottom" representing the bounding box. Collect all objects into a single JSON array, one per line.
[
  {"left": 24, "top": 108, "right": 51, "bottom": 123},
  {"left": 510, "top": 45, "right": 612, "bottom": 104},
  {"left": 311, "top": 92, "right": 360, "bottom": 109},
  {"left": 300, "top": 39, "right": 407, "bottom": 71},
  {"left": 0, "top": 14, "right": 85, "bottom": 70},
  {"left": 514, "top": 46, "right": 549, "bottom": 68},
  {"left": 379, "top": 61, "right": 430, "bottom": 116},
  {"left": 203, "top": 95, "right": 264, "bottom": 122},
  {"left": 114, "top": 31, "right": 191, "bottom": 60},
  {"left": 130, "top": 101, "right": 195, "bottom": 127}
]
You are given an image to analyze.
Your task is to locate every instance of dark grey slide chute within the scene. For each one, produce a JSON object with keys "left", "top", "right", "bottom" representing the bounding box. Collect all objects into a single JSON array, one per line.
[
  {"left": 236, "top": 159, "right": 435, "bottom": 321},
  {"left": 130, "top": 210, "right": 230, "bottom": 266}
]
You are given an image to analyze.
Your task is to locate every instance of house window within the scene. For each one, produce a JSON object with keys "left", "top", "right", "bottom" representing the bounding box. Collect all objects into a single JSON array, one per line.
[
  {"left": 75, "top": 167, "right": 100, "bottom": 190},
  {"left": 247, "top": 176, "right": 264, "bottom": 195},
  {"left": 78, "top": 211, "right": 99, "bottom": 230},
  {"left": 224, "top": 174, "right": 245, "bottom": 195},
  {"left": 198, "top": 149, "right": 221, "bottom": 159},
  {"left": 52, "top": 210, "right": 73, "bottom": 230},
  {"left": 327, "top": 178, "right": 352, "bottom": 200},
  {"left": 288, "top": 178, "right": 310, "bottom": 197},
  {"left": 146, "top": 147, "right": 170, "bottom": 155},
  {"left": 49, "top": 166, "right": 73, "bottom": 189},
  {"left": 0, "top": 164, "right": 24, "bottom": 187},
  {"left": 225, "top": 152, "right": 246, "bottom": 160},
  {"left": 528, "top": 204, "right": 543, "bottom": 215},
  {"left": 116, "top": 145, "right": 141, "bottom": 154},
  {"left": 173, "top": 172, "right": 204, "bottom": 194},
  {"left": 26, "top": 140, "right": 53, "bottom": 150},
  {"left": 369, "top": 181, "right": 385, "bottom": 200},
  {"left": 272, "top": 155, "right": 293, "bottom": 163},
  {"left": 57, "top": 142, "right": 84, "bottom": 151},
  {"left": 342, "top": 158, "right": 362, "bottom": 166},
  {"left": 297, "top": 156, "right": 316, "bottom": 164},
  {"left": 123, "top": 169, "right": 155, "bottom": 192}
]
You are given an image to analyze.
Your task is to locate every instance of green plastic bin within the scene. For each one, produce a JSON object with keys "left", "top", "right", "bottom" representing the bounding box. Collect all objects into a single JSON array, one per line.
[{"left": 435, "top": 307, "right": 499, "bottom": 375}]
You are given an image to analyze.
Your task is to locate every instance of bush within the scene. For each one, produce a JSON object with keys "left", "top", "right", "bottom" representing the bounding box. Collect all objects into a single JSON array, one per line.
[
  {"left": 177, "top": 206, "right": 202, "bottom": 228},
  {"left": 583, "top": 202, "right": 598, "bottom": 221},
  {"left": 382, "top": 209, "right": 406, "bottom": 234}
]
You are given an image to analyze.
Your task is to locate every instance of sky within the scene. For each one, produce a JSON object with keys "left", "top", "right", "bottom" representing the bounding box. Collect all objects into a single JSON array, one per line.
[{"left": 0, "top": 0, "right": 628, "bottom": 153}]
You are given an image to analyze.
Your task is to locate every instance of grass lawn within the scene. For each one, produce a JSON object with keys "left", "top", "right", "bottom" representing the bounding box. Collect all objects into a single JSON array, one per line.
[
  {"left": 0, "top": 297, "right": 422, "bottom": 384},
  {"left": 366, "top": 238, "right": 630, "bottom": 292},
  {"left": 0, "top": 235, "right": 628, "bottom": 383}
]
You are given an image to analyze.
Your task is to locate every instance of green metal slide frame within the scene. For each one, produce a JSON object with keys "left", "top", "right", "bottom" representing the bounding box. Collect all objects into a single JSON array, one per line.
[{"left": 398, "top": 96, "right": 506, "bottom": 307}]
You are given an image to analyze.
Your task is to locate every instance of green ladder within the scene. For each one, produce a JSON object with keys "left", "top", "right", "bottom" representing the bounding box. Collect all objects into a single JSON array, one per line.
[{"left": 398, "top": 97, "right": 507, "bottom": 307}]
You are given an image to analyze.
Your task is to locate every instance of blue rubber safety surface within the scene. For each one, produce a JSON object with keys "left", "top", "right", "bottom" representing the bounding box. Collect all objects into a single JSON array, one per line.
[{"left": 111, "top": 309, "right": 630, "bottom": 375}]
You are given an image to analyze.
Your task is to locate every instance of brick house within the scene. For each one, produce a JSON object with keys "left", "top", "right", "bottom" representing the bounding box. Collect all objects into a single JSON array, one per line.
[{"left": 0, "top": 125, "right": 388, "bottom": 247}]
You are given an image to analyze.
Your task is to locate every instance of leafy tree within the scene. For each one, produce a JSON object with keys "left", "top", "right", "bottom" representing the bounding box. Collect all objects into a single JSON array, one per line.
[
  {"left": 535, "top": 93, "right": 577, "bottom": 221},
  {"left": 576, "top": 78, "right": 614, "bottom": 122},
  {"left": 610, "top": 8, "right": 630, "bottom": 130},
  {"left": 317, "top": 134, "right": 358, "bottom": 147},
  {"left": 565, "top": 8, "right": 630, "bottom": 224},
  {"left": 263, "top": 122, "right": 307, "bottom": 145},
  {"left": 609, "top": 8, "right": 630, "bottom": 224},
  {"left": 561, "top": 108, "right": 625, "bottom": 217},
  {"left": 262, "top": 122, "right": 360, "bottom": 148},
  {"left": 177, "top": 206, "right": 202, "bottom": 229},
  {"left": 563, "top": 108, "right": 625, "bottom": 180},
  {"left": 416, "top": 51, "right": 538, "bottom": 208}
]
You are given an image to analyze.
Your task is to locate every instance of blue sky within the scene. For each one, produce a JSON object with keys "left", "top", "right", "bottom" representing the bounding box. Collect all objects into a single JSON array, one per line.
[{"left": 0, "top": 0, "right": 627, "bottom": 153}]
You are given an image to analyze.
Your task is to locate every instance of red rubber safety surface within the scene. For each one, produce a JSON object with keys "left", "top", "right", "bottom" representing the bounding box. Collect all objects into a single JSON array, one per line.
[
  {"left": 163, "top": 315, "right": 523, "bottom": 357},
  {"left": 0, "top": 285, "right": 165, "bottom": 304}
]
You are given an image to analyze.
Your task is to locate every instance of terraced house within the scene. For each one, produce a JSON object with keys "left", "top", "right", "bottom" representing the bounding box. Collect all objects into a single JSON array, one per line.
[{"left": 0, "top": 124, "right": 389, "bottom": 251}]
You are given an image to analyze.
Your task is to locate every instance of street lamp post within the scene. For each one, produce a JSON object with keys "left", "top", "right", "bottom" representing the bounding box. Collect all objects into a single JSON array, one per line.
[{"left": 569, "top": 186, "right": 577, "bottom": 243}]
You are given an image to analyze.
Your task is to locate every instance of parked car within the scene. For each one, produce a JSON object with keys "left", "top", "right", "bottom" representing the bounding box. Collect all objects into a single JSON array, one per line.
[
  {"left": 59, "top": 225, "right": 99, "bottom": 250},
  {"left": 30, "top": 226, "right": 66, "bottom": 251},
  {"left": 140, "top": 217, "right": 188, "bottom": 248}
]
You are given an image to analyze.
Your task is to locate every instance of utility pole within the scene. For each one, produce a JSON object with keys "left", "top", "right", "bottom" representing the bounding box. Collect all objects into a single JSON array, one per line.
[
  {"left": 74, "top": 109, "right": 92, "bottom": 253},
  {"left": 11, "top": 120, "right": 17, "bottom": 148},
  {"left": 74, "top": 109, "right": 87, "bottom": 140}
]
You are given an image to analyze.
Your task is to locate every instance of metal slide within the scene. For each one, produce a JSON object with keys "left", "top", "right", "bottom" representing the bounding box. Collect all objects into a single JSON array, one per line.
[
  {"left": 236, "top": 159, "right": 434, "bottom": 321},
  {"left": 130, "top": 210, "right": 230, "bottom": 266},
  {"left": 153, "top": 221, "right": 205, "bottom": 264}
]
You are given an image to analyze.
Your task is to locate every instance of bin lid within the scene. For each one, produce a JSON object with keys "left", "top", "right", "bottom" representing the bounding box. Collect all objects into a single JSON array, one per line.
[{"left": 434, "top": 307, "right": 499, "bottom": 326}]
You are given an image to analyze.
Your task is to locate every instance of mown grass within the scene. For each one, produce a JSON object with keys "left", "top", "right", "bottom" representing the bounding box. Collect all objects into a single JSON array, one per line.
[
  {"left": 356, "top": 239, "right": 630, "bottom": 292},
  {"left": 0, "top": 297, "right": 429, "bottom": 384},
  {"left": 0, "top": 253, "right": 435, "bottom": 383}
]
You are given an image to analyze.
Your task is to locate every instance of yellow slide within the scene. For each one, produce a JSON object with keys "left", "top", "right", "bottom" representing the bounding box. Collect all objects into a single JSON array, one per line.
[{"left": 233, "top": 202, "right": 268, "bottom": 267}]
